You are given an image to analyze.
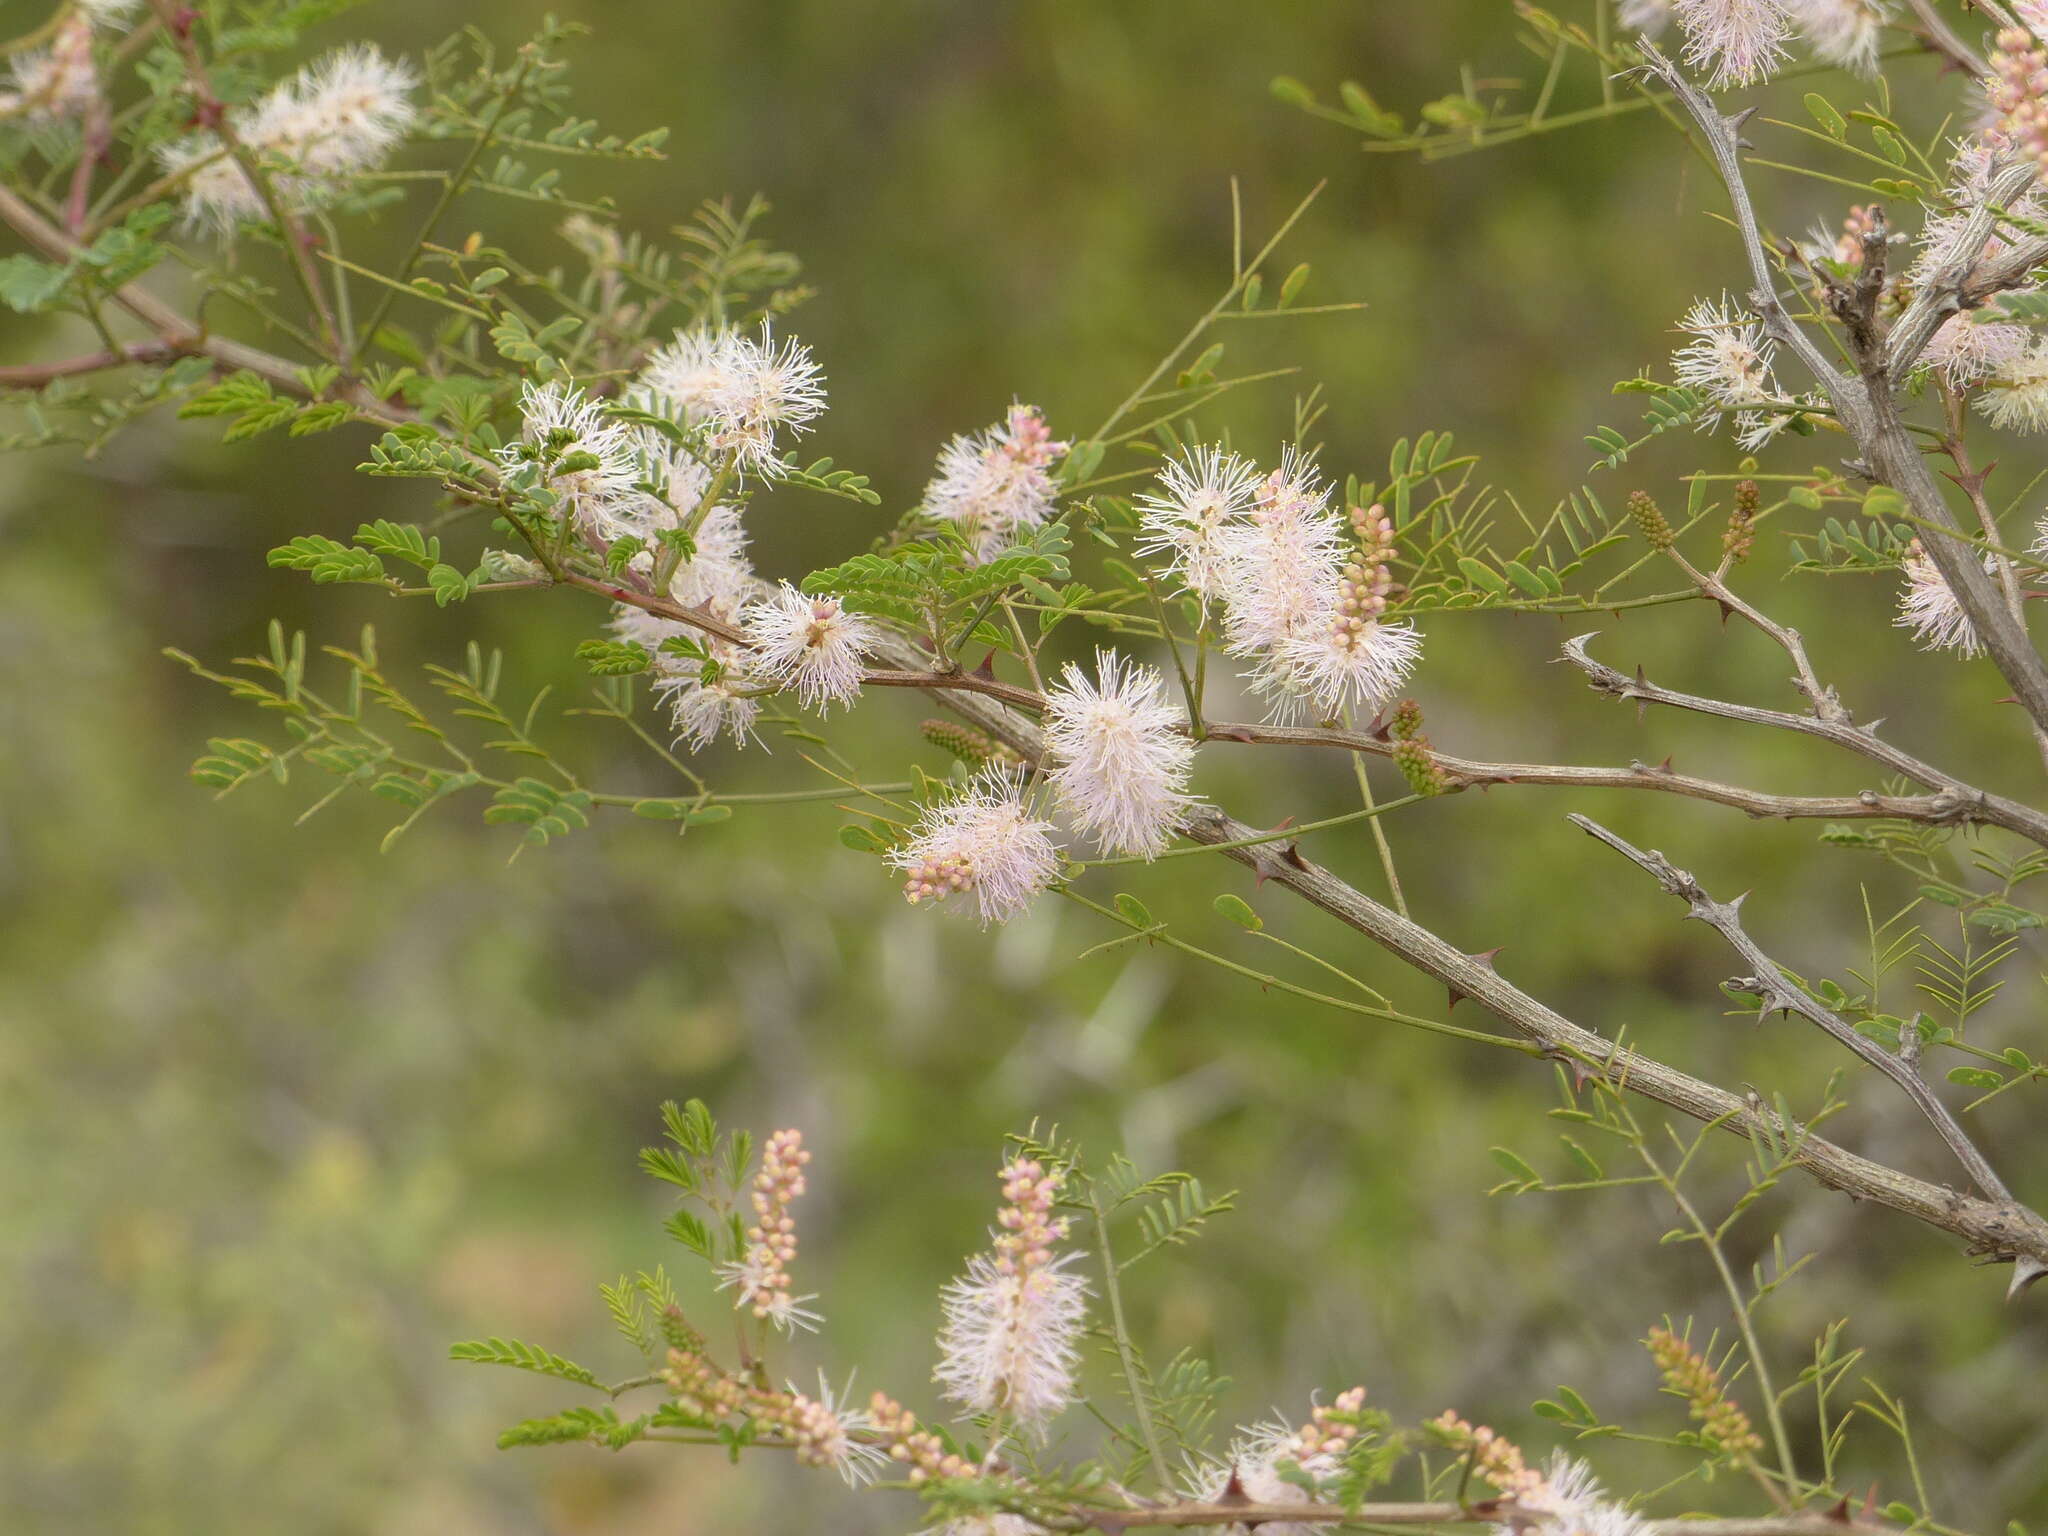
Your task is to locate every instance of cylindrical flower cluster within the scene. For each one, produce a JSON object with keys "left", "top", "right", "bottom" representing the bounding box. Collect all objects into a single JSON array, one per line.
[
  {"left": 714, "top": 1128, "right": 821, "bottom": 1334},
  {"left": 1992, "top": 27, "right": 2048, "bottom": 176},
  {"left": 934, "top": 1155, "right": 1089, "bottom": 1431},
  {"left": 1645, "top": 1325, "right": 1765, "bottom": 1457}
]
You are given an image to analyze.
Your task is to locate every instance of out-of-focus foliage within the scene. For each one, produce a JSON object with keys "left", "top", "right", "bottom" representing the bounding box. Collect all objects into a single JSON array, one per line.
[{"left": 4, "top": 1, "right": 2046, "bottom": 1531}]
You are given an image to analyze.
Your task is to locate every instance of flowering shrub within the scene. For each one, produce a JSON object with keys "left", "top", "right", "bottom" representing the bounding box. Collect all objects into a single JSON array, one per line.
[{"left": 7, "top": 0, "right": 2048, "bottom": 1528}]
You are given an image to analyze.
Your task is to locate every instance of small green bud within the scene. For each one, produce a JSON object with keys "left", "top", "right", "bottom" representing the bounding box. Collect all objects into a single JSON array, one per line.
[
  {"left": 1724, "top": 479, "right": 1760, "bottom": 564},
  {"left": 1628, "top": 489, "right": 1674, "bottom": 550},
  {"left": 920, "top": 718, "right": 1019, "bottom": 767}
]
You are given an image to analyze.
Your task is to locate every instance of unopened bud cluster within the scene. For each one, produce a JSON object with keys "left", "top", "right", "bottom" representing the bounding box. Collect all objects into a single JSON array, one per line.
[
  {"left": 1829, "top": 205, "right": 1879, "bottom": 269},
  {"left": 1993, "top": 28, "right": 2048, "bottom": 174},
  {"left": 663, "top": 1348, "right": 873, "bottom": 1479},
  {"left": 1390, "top": 698, "right": 1446, "bottom": 798},
  {"left": 1627, "top": 489, "right": 1674, "bottom": 551},
  {"left": 1429, "top": 1411, "right": 1547, "bottom": 1501},
  {"left": 1646, "top": 1325, "right": 1764, "bottom": 1458},
  {"left": 1282, "top": 1385, "right": 1369, "bottom": 1464},
  {"left": 901, "top": 849, "right": 976, "bottom": 905},
  {"left": 714, "top": 1128, "right": 816, "bottom": 1331},
  {"left": 663, "top": 1345, "right": 749, "bottom": 1421},
  {"left": 921, "top": 717, "right": 1020, "bottom": 767},
  {"left": 995, "top": 1156, "right": 1067, "bottom": 1275},
  {"left": 1313, "top": 501, "right": 1401, "bottom": 665},
  {"left": 869, "top": 1392, "right": 978, "bottom": 1483},
  {"left": 1723, "top": 480, "right": 1759, "bottom": 565}
]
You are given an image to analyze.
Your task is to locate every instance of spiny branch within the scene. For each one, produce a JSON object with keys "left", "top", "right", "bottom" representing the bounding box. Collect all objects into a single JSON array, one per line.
[
  {"left": 880, "top": 628, "right": 2048, "bottom": 1287},
  {"left": 1200, "top": 720, "right": 2002, "bottom": 832},
  {"left": 1562, "top": 634, "right": 2048, "bottom": 849},
  {"left": 1639, "top": 42, "right": 2048, "bottom": 742},
  {"left": 1567, "top": 814, "right": 2031, "bottom": 1256}
]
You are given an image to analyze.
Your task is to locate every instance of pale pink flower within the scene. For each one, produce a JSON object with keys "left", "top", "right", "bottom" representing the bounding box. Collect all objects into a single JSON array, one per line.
[
  {"left": 5, "top": 17, "right": 98, "bottom": 123},
  {"left": 1894, "top": 539, "right": 1986, "bottom": 656},
  {"left": 935, "top": 1157, "right": 1089, "bottom": 1431},
  {"left": 1514, "top": 1453, "right": 1650, "bottom": 1536},
  {"left": 1281, "top": 614, "right": 1424, "bottom": 718},
  {"left": 740, "top": 583, "right": 876, "bottom": 713},
  {"left": 1216, "top": 449, "right": 1350, "bottom": 717},
  {"left": 1976, "top": 340, "right": 2048, "bottom": 432},
  {"left": 635, "top": 328, "right": 736, "bottom": 422},
  {"left": 617, "top": 597, "right": 769, "bottom": 753},
  {"left": 1043, "top": 650, "right": 1196, "bottom": 859},
  {"left": 1787, "top": 0, "right": 1892, "bottom": 76},
  {"left": 1673, "top": 0, "right": 1793, "bottom": 88},
  {"left": 1920, "top": 312, "right": 2032, "bottom": 387},
  {"left": 160, "top": 44, "right": 416, "bottom": 230},
  {"left": 891, "top": 768, "right": 1062, "bottom": 926},
  {"left": 1136, "top": 444, "right": 1262, "bottom": 601},
  {"left": 1990, "top": 26, "right": 2048, "bottom": 174},
  {"left": 1182, "top": 1388, "right": 1371, "bottom": 1536},
  {"left": 923, "top": 403, "right": 1069, "bottom": 561},
  {"left": 1620, "top": 0, "right": 1674, "bottom": 34}
]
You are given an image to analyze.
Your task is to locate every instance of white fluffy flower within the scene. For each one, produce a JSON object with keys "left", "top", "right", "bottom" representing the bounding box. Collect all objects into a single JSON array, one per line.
[
  {"left": 892, "top": 768, "right": 1061, "bottom": 926},
  {"left": 1673, "top": 296, "right": 1779, "bottom": 409},
  {"left": 1181, "top": 1396, "right": 1366, "bottom": 1536},
  {"left": 923, "top": 403, "right": 1068, "bottom": 561},
  {"left": 1514, "top": 1453, "right": 1650, "bottom": 1536},
  {"left": 668, "top": 501, "right": 757, "bottom": 611},
  {"left": 77, "top": 0, "right": 145, "bottom": 24},
  {"left": 740, "top": 583, "right": 876, "bottom": 713},
  {"left": 699, "top": 321, "right": 827, "bottom": 474},
  {"left": 1620, "top": 0, "right": 1674, "bottom": 34},
  {"left": 635, "top": 328, "right": 738, "bottom": 422},
  {"left": 1787, "top": 0, "right": 1892, "bottom": 76},
  {"left": 1043, "top": 650, "right": 1196, "bottom": 859},
  {"left": 657, "top": 670, "right": 762, "bottom": 753},
  {"left": 1894, "top": 538, "right": 1986, "bottom": 657},
  {"left": 1977, "top": 342, "right": 2048, "bottom": 432},
  {"left": 1215, "top": 450, "right": 1350, "bottom": 719},
  {"left": 500, "top": 381, "right": 643, "bottom": 528},
  {"left": 1136, "top": 444, "right": 1262, "bottom": 601},
  {"left": 934, "top": 1158, "right": 1088, "bottom": 1430},
  {"left": 5, "top": 17, "right": 97, "bottom": 123},
  {"left": 160, "top": 44, "right": 416, "bottom": 230},
  {"left": 1280, "top": 610, "right": 1423, "bottom": 718},
  {"left": 934, "top": 1248, "right": 1088, "bottom": 1426},
  {"left": 1674, "top": 0, "right": 1793, "bottom": 87},
  {"left": 1920, "top": 312, "right": 2032, "bottom": 388},
  {"left": 616, "top": 594, "right": 770, "bottom": 753}
]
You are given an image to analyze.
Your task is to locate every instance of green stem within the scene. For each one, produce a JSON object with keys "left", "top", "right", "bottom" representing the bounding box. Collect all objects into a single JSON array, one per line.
[
  {"left": 1351, "top": 751, "right": 1409, "bottom": 919},
  {"left": 1089, "top": 1194, "right": 1171, "bottom": 1489},
  {"left": 357, "top": 53, "right": 534, "bottom": 352}
]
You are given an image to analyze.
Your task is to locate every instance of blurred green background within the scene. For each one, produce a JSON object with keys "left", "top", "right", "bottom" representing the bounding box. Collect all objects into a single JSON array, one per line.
[{"left": 5, "top": 2, "right": 2046, "bottom": 1530}]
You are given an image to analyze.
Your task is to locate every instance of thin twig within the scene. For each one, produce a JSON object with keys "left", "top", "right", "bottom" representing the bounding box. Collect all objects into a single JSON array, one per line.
[{"left": 1561, "top": 634, "right": 2048, "bottom": 849}]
